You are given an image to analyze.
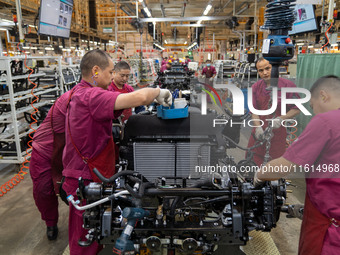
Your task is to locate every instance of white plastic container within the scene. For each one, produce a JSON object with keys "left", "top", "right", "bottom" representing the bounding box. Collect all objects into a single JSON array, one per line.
[{"left": 174, "top": 98, "right": 187, "bottom": 109}]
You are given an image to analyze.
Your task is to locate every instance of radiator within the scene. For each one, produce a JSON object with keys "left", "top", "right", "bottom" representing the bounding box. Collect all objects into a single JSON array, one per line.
[{"left": 133, "top": 142, "right": 211, "bottom": 183}]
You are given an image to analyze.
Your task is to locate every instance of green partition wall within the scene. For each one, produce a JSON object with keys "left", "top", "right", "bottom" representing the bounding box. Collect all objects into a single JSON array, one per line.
[{"left": 295, "top": 53, "right": 340, "bottom": 135}]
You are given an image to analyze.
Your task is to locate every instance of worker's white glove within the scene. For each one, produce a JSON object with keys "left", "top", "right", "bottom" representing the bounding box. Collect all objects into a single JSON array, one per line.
[
  {"left": 253, "top": 170, "right": 264, "bottom": 187},
  {"left": 201, "top": 75, "right": 206, "bottom": 79},
  {"left": 271, "top": 117, "right": 282, "bottom": 129},
  {"left": 209, "top": 77, "right": 214, "bottom": 82},
  {"left": 155, "top": 89, "right": 172, "bottom": 107},
  {"left": 254, "top": 127, "right": 264, "bottom": 140}
]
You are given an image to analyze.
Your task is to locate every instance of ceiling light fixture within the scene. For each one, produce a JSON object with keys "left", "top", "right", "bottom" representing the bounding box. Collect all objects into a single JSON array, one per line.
[
  {"left": 203, "top": 4, "right": 212, "bottom": 16},
  {"left": 143, "top": 7, "right": 152, "bottom": 17}
]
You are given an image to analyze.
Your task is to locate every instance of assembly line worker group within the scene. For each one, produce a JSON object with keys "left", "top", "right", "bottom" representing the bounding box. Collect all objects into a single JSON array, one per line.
[{"left": 29, "top": 49, "right": 172, "bottom": 254}]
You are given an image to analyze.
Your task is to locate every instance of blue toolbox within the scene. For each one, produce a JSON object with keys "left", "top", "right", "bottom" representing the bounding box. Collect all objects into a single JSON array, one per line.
[{"left": 156, "top": 105, "right": 189, "bottom": 119}]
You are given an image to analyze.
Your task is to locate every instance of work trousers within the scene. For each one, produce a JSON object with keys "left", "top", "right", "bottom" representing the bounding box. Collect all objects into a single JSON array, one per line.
[{"left": 29, "top": 149, "right": 59, "bottom": 227}]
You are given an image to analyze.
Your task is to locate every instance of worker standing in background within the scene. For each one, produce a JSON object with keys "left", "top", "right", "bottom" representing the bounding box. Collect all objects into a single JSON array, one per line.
[
  {"left": 201, "top": 59, "right": 216, "bottom": 86},
  {"left": 160, "top": 61, "right": 172, "bottom": 73},
  {"left": 61, "top": 49, "right": 172, "bottom": 255},
  {"left": 29, "top": 89, "right": 72, "bottom": 241},
  {"left": 161, "top": 56, "right": 168, "bottom": 66},
  {"left": 108, "top": 61, "right": 145, "bottom": 167},
  {"left": 247, "top": 57, "right": 300, "bottom": 166},
  {"left": 109, "top": 61, "right": 139, "bottom": 122},
  {"left": 256, "top": 75, "right": 340, "bottom": 255},
  {"left": 184, "top": 56, "right": 191, "bottom": 71},
  {"left": 185, "top": 55, "right": 191, "bottom": 65}
]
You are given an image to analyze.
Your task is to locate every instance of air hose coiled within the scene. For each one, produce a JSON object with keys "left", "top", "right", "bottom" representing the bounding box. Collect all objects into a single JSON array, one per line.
[{"left": 262, "top": 0, "right": 296, "bottom": 32}]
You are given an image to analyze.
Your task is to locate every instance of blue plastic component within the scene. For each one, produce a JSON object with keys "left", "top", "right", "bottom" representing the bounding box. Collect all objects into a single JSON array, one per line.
[
  {"left": 157, "top": 105, "right": 189, "bottom": 119},
  {"left": 263, "top": 34, "right": 294, "bottom": 63},
  {"left": 172, "top": 89, "right": 179, "bottom": 99},
  {"left": 241, "top": 88, "right": 249, "bottom": 114}
]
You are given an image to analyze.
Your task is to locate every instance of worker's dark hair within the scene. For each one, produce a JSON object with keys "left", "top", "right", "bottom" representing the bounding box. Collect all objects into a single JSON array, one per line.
[
  {"left": 206, "top": 59, "right": 212, "bottom": 62},
  {"left": 164, "top": 56, "right": 168, "bottom": 59},
  {"left": 186, "top": 56, "right": 190, "bottom": 58},
  {"left": 114, "top": 61, "right": 131, "bottom": 72},
  {"left": 80, "top": 49, "right": 111, "bottom": 77},
  {"left": 310, "top": 75, "right": 340, "bottom": 97},
  {"left": 255, "top": 57, "right": 268, "bottom": 70}
]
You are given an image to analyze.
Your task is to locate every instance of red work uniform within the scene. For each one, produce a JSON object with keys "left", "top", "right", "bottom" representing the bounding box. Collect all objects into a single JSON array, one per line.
[
  {"left": 62, "top": 80, "right": 122, "bottom": 255},
  {"left": 202, "top": 65, "right": 217, "bottom": 86},
  {"left": 184, "top": 59, "right": 191, "bottom": 71},
  {"left": 108, "top": 81, "right": 134, "bottom": 122},
  {"left": 161, "top": 59, "right": 167, "bottom": 66},
  {"left": 283, "top": 109, "right": 340, "bottom": 255},
  {"left": 202, "top": 65, "right": 216, "bottom": 78},
  {"left": 108, "top": 81, "right": 134, "bottom": 167},
  {"left": 30, "top": 89, "right": 71, "bottom": 227},
  {"left": 160, "top": 64, "right": 170, "bottom": 73},
  {"left": 247, "top": 78, "right": 300, "bottom": 166}
]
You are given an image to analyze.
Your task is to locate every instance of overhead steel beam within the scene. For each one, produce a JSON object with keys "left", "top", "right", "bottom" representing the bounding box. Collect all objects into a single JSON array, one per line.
[
  {"left": 214, "top": 0, "right": 232, "bottom": 15},
  {"left": 139, "top": 16, "right": 230, "bottom": 22},
  {"left": 171, "top": 24, "right": 227, "bottom": 27},
  {"left": 160, "top": 4, "right": 166, "bottom": 17}
]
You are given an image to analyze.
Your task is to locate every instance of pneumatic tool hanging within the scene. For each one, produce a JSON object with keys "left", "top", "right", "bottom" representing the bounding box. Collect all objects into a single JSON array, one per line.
[{"left": 262, "top": 0, "right": 296, "bottom": 87}]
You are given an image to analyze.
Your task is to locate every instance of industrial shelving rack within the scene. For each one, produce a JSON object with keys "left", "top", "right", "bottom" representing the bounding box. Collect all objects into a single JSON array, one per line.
[{"left": 0, "top": 56, "right": 63, "bottom": 164}]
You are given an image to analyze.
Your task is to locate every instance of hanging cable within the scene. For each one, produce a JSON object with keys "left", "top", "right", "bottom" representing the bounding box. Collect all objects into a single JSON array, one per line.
[
  {"left": 0, "top": 43, "right": 39, "bottom": 197},
  {"left": 321, "top": 22, "right": 333, "bottom": 51}
]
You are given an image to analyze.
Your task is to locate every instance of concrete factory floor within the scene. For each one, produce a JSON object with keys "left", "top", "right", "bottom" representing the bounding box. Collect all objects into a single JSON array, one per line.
[{"left": 0, "top": 127, "right": 305, "bottom": 255}]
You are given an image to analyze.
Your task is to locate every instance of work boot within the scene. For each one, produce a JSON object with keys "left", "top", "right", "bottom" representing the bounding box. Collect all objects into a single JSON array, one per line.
[{"left": 46, "top": 225, "right": 58, "bottom": 240}]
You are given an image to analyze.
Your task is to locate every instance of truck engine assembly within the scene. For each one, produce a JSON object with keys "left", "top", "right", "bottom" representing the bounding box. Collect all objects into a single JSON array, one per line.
[
  {"left": 156, "top": 61, "right": 194, "bottom": 90},
  {"left": 68, "top": 108, "right": 286, "bottom": 255}
]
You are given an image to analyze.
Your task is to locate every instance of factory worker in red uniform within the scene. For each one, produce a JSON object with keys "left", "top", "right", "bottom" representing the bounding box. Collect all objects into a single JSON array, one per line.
[
  {"left": 108, "top": 61, "right": 145, "bottom": 121},
  {"left": 30, "top": 89, "right": 73, "bottom": 240},
  {"left": 201, "top": 59, "right": 216, "bottom": 86},
  {"left": 247, "top": 58, "right": 300, "bottom": 166},
  {"left": 161, "top": 56, "right": 168, "bottom": 66},
  {"left": 160, "top": 61, "right": 172, "bottom": 73},
  {"left": 185, "top": 56, "right": 191, "bottom": 65},
  {"left": 108, "top": 61, "right": 145, "bottom": 167},
  {"left": 61, "top": 49, "right": 172, "bottom": 255},
  {"left": 256, "top": 75, "right": 340, "bottom": 255}
]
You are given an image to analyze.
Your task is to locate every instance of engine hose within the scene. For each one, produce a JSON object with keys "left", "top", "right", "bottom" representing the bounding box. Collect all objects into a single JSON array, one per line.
[
  {"left": 262, "top": 0, "right": 296, "bottom": 31},
  {"left": 67, "top": 190, "right": 130, "bottom": 211},
  {"left": 124, "top": 175, "right": 154, "bottom": 199},
  {"left": 170, "top": 197, "right": 180, "bottom": 221},
  {"left": 0, "top": 44, "right": 39, "bottom": 197},
  {"left": 125, "top": 183, "right": 143, "bottom": 199},
  {"left": 92, "top": 168, "right": 139, "bottom": 183}
]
